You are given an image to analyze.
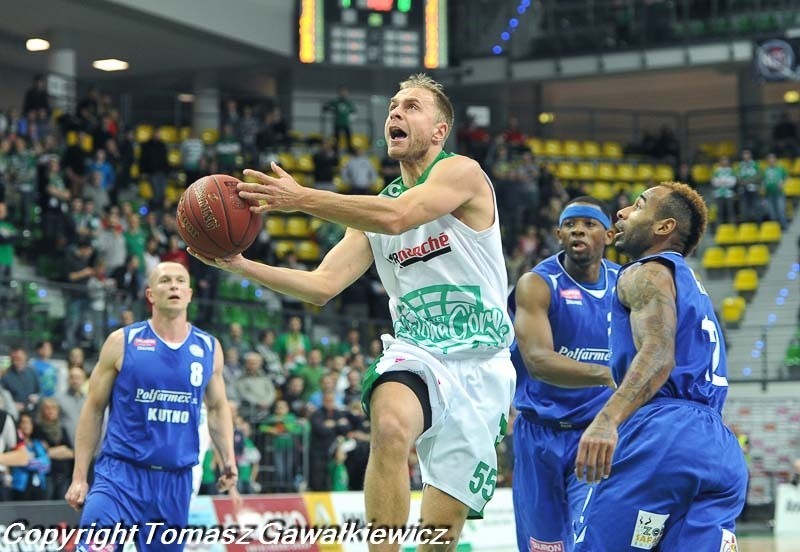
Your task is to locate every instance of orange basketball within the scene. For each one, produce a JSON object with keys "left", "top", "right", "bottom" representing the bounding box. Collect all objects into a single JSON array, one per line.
[{"left": 176, "top": 174, "right": 262, "bottom": 258}]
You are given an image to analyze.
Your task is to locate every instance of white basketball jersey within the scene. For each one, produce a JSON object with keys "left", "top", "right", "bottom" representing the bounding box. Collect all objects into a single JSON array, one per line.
[{"left": 366, "top": 151, "right": 514, "bottom": 356}]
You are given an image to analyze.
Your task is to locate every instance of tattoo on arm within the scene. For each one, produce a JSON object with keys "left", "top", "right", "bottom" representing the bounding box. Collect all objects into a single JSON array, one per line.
[{"left": 612, "top": 263, "right": 677, "bottom": 419}]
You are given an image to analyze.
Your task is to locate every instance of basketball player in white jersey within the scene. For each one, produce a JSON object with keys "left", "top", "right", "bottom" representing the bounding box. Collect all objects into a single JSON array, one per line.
[{"left": 191, "top": 74, "right": 515, "bottom": 551}]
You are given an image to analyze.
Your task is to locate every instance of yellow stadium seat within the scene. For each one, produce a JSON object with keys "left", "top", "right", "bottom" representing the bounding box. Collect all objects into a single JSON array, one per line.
[
  {"left": 591, "top": 182, "right": 615, "bottom": 201},
  {"left": 786, "top": 177, "right": 800, "bottom": 198},
  {"left": 277, "top": 152, "right": 296, "bottom": 172},
  {"left": 636, "top": 164, "right": 654, "bottom": 181},
  {"left": 544, "top": 140, "right": 562, "bottom": 157},
  {"left": 266, "top": 217, "right": 286, "bottom": 237},
  {"left": 285, "top": 216, "right": 311, "bottom": 238},
  {"left": 80, "top": 134, "right": 93, "bottom": 152},
  {"left": 655, "top": 164, "right": 675, "bottom": 181},
  {"left": 616, "top": 164, "right": 636, "bottom": 181},
  {"left": 736, "top": 223, "right": 759, "bottom": 245},
  {"left": 597, "top": 163, "right": 615, "bottom": 180},
  {"left": 691, "top": 164, "right": 712, "bottom": 184},
  {"left": 130, "top": 164, "right": 139, "bottom": 179},
  {"left": 790, "top": 157, "right": 800, "bottom": 176},
  {"left": 563, "top": 140, "right": 582, "bottom": 157},
  {"left": 758, "top": 221, "right": 782, "bottom": 244},
  {"left": 577, "top": 163, "right": 596, "bottom": 180},
  {"left": 702, "top": 247, "right": 726, "bottom": 271},
  {"left": 296, "top": 240, "right": 321, "bottom": 262},
  {"left": 527, "top": 138, "right": 543, "bottom": 156},
  {"left": 66, "top": 131, "right": 78, "bottom": 146},
  {"left": 746, "top": 244, "right": 770, "bottom": 269},
  {"left": 605, "top": 246, "right": 619, "bottom": 264},
  {"left": 180, "top": 127, "right": 192, "bottom": 142},
  {"left": 716, "top": 141, "right": 736, "bottom": 157},
  {"left": 165, "top": 184, "right": 183, "bottom": 205},
  {"left": 167, "top": 149, "right": 181, "bottom": 167},
  {"left": 733, "top": 269, "right": 759, "bottom": 299},
  {"left": 135, "top": 124, "right": 153, "bottom": 143},
  {"left": 352, "top": 133, "right": 370, "bottom": 150},
  {"left": 714, "top": 224, "right": 739, "bottom": 246},
  {"left": 296, "top": 153, "right": 314, "bottom": 173},
  {"left": 724, "top": 246, "right": 748, "bottom": 269},
  {"left": 556, "top": 162, "right": 576, "bottom": 179},
  {"left": 582, "top": 141, "right": 601, "bottom": 158},
  {"left": 201, "top": 128, "right": 218, "bottom": 145},
  {"left": 139, "top": 181, "right": 153, "bottom": 200},
  {"left": 778, "top": 158, "right": 793, "bottom": 172},
  {"left": 602, "top": 141, "right": 623, "bottom": 159},
  {"left": 158, "top": 126, "right": 178, "bottom": 143},
  {"left": 272, "top": 240, "right": 295, "bottom": 259},
  {"left": 721, "top": 296, "right": 746, "bottom": 327}
]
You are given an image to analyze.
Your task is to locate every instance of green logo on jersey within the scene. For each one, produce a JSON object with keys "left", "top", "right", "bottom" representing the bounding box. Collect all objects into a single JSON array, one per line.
[{"left": 394, "top": 284, "right": 511, "bottom": 353}]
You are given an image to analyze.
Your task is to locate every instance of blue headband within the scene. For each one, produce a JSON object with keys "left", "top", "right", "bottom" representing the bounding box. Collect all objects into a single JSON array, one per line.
[{"left": 559, "top": 204, "right": 612, "bottom": 229}]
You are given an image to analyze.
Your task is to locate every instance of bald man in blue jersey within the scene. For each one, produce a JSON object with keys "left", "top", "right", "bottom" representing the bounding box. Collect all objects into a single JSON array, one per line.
[
  {"left": 574, "top": 183, "right": 747, "bottom": 551},
  {"left": 66, "top": 262, "right": 237, "bottom": 551},
  {"left": 509, "top": 196, "right": 618, "bottom": 552}
]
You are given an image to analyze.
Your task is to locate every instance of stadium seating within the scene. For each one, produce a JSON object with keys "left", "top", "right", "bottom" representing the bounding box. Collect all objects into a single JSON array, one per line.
[
  {"left": 296, "top": 240, "right": 321, "bottom": 262},
  {"left": 702, "top": 246, "right": 727, "bottom": 275},
  {"left": 786, "top": 177, "right": 800, "bottom": 199},
  {"left": 582, "top": 141, "right": 600, "bottom": 158},
  {"left": 724, "top": 246, "right": 748, "bottom": 270},
  {"left": 745, "top": 244, "right": 771, "bottom": 272},
  {"left": 266, "top": 217, "right": 286, "bottom": 237},
  {"left": 563, "top": 140, "right": 582, "bottom": 157},
  {"left": 714, "top": 224, "right": 739, "bottom": 246},
  {"left": 736, "top": 223, "right": 760, "bottom": 245},
  {"left": 285, "top": 217, "right": 311, "bottom": 238},
  {"left": 544, "top": 140, "right": 562, "bottom": 157},
  {"left": 602, "top": 141, "right": 623, "bottom": 159},
  {"left": 577, "top": 162, "right": 595, "bottom": 180},
  {"left": 733, "top": 269, "right": 759, "bottom": 300},
  {"left": 691, "top": 164, "right": 711, "bottom": 184},
  {"left": 758, "top": 221, "right": 782, "bottom": 246},
  {"left": 721, "top": 296, "right": 746, "bottom": 328}
]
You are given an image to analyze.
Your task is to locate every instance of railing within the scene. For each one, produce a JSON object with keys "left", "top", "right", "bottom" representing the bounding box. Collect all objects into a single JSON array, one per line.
[
  {"left": 450, "top": 0, "right": 800, "bottom": 62},
  {"left": 0, "top": 275, "right": 391, "bottom": 358}
]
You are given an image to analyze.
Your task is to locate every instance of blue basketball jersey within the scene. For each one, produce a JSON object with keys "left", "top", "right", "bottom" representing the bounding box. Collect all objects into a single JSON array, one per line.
[
  {"left": 610, "top": 251, "right": 729, "bottom": 412},
  {"left": 101, "top": 321, "right": 215, "bottom": 470},
  {"left": 509, "top": 253, "right": 620, "bottom": 426}
]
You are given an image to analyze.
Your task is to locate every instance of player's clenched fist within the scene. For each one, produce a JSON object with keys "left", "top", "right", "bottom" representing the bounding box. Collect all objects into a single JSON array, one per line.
[{"left": 65, "top": 480, "right": 89, "bottom": 511}]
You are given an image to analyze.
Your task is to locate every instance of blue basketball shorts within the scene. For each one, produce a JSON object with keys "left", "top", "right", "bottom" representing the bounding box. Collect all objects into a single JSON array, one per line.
[
  {"left": 76, "top": 455, "right": 193, "bottom": 552},
  {"left": 513, "top": 414, "right": 591, "bottom": 552},
  {"left": 573, "top": 398, "right": 748, "bottom": 551}
]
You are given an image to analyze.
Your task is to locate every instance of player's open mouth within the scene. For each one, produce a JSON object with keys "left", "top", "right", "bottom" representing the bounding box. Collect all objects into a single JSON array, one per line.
[
  {"left": 570, "top": 241, "right": 587, "bottom": 251},
  {"left": 389, "top": 127, "right": 407, "bottom": 141},
  {"left": 168, "top": 294, "right": 181, "bottom": 300}
]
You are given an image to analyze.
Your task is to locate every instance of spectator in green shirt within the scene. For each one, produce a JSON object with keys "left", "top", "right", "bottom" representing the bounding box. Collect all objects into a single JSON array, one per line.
[
  {"left": 711, "top": 156, "right": 737, "bottom": 224},
  {"left": 323, "top": 86, "right": 356, "bottom": 154},
  {"left": 762, "top": 153, "right": 788, "bottom": 229},
  {"left": 276, "top": 316, "right": 312, "bottom": 365},
  {"left": 736, "top": 149, "right": 762, "bottom": 222},
  {"left": 0, "top": 202, "right": 16, "bottom": 286}
]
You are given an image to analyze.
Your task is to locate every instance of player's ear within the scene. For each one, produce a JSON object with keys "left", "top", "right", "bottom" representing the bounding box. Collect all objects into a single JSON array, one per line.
[
  {"left": 654, "top": 217, "right": 677, "bottom": 236},
  {"left": 144, "top": 287, "right": 153, "bottom": 304},
  {"left": 432, "top": 121, "right": 448, "bottom": 145},
  {"left": 604, "top": 229, "right": 614, "bottom": 246}
]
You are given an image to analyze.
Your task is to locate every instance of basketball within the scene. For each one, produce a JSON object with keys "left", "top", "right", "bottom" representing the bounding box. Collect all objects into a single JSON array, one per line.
[{"left": 176, "top": 174, "right": 263, "bottom": 258}]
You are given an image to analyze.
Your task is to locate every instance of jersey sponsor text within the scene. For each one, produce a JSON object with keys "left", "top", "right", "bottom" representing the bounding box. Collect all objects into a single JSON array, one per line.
[{"left": 557, "top": 346, "right": 611, "bottom": 362}]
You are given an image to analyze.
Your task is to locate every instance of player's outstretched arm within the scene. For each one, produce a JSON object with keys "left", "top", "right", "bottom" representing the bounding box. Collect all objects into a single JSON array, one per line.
[
  {"left": 65, "top": 328, "right": 124, "bottom": 510},
  {"left": 205, "top": 339, "right": 238, "bottom": 493},
  {"left": 514, "top": 272, "right": 615, "bottom": 388},
  {"left": 575, "top": 261, "right": 676, "bottom": 484},
  {"left": 238, "top": 156, "right": 483, "bottom": 234},
  {"left": 190, "top": 227, "right": 374, "bottom": 306}
]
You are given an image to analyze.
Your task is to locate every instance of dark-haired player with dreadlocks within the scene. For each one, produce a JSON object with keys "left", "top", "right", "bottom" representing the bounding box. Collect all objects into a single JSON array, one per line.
[{"left": 573, "top": 182, "right": 748, "bottom": 551}]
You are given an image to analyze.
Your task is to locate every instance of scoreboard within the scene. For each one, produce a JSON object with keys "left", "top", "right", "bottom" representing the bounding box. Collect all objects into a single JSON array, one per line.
[{"left": 298, "top": 0, "right": 448, "bottom": 69}]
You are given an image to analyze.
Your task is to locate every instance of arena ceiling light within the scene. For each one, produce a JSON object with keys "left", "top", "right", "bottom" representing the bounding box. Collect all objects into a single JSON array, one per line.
[
  {"left": 92, "top": 58, "right": 129, "bottom": 72},
  {"left": 26, "top": 38, "right": 50, "bottom": 52},
  {"left": 177, "top": 93, "right": 195, "bottom": 102}
]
